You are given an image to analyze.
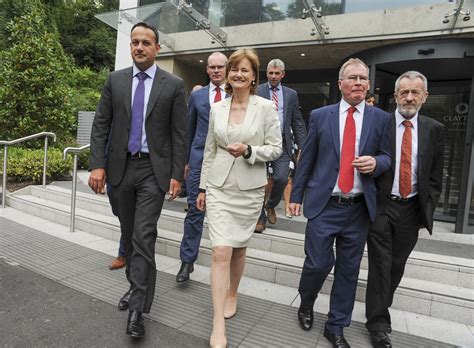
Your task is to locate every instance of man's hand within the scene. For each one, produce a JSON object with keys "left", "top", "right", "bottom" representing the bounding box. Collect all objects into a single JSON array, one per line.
[
  {"left": 88, "top": 168, "right": 106, "bottom": 194},
  {"left": 352, "top": 156, "right": 376, "bottom": 174},
  {"left": 196, "top": 192, "right": 206, "bottom": 211},
  {"left": 289, "top": 203, "right": 301, "bottom": 216},
  {"left": 167, "top": 179, "right": 181, "bottom": 201},
  {"left": 227, "top": 142, "right": 247, "bottom": 158}
]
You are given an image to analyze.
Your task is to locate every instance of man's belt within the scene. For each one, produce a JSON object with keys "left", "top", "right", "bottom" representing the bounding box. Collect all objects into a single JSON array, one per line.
[
  {"left": 330, "top": 194, "right": 364, "bottom": 205},
  {"left": 389, "top": 194, "right": 417, "bottom": 203},
  {"left": 127, "top": 152, "right": 150, "bottom": 159}
]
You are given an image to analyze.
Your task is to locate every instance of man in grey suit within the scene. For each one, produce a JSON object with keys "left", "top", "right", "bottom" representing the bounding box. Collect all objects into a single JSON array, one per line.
[
  {"left": 88, "top": 22, "right": 187, "bottom": 338},
  {"left": 255, "top": 59, "right": 306, "bottom": 232}
]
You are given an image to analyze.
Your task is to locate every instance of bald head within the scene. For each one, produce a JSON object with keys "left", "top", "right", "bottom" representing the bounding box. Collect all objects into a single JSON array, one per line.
[{"left": 207, "top": 52, "right": 227, "bottom": 86}]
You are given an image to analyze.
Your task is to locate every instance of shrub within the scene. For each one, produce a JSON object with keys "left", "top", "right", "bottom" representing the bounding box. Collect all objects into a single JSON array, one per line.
[
  {"left": 3, "top": 147, "right": 73, "bottom": 183},
  {"left": 0, "top": 0, "right": 75, "bottom": 144}
]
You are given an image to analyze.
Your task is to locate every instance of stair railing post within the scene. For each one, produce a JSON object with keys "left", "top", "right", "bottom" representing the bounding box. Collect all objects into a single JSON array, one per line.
[
  {"left": 70, "top": 153, "right": 78, "bottom": 232},
  {"left": 42, "top": 136, "right": 49, "bottom": 188},
  {"left": 2, "top": 145, "right": 7, "bottom": 208}
]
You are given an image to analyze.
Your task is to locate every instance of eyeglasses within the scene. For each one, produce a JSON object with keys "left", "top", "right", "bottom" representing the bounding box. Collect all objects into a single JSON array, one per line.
[
  {"left": 343, "top": 75, "right": 369, "bottom": 83},
  {"left": 208, "top": 65, "right": 225, "bottom": 71},
  {"left": 397, "top": 89, "right": 424, "bottom": 98}
]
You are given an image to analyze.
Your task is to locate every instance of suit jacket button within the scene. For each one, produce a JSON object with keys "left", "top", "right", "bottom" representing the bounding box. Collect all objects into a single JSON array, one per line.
[{"left": 124, "top": 148, "right": 127, "bottom": 152}]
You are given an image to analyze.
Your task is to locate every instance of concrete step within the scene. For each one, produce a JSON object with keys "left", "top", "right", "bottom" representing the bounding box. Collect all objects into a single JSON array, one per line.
[
  {"left": 17, "top": 185, "right": 474, "bottom": 289},
  {"left": 6, "top": 185, "right": 474, "bottom": 325}
]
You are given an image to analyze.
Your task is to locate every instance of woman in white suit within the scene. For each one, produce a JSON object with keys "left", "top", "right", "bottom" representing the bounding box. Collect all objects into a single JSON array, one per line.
[{"left": 197, "top": 48, "right": 282, "bottom": 347}]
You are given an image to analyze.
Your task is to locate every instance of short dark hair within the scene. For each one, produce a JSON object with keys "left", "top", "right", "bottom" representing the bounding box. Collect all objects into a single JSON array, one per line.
[
  {"left": 131, "top": 22, "right": 159, "bottom": 44},
  {"left": 365, "top": 92, "right": 375, "bottom": 100}
]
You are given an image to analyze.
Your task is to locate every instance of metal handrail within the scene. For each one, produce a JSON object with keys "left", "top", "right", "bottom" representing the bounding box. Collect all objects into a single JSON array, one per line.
[
  {"left": 63, "top": 144, "right": 90, "bottom": 232},
  {"left": 1, "top": 132, "right": 57, "bottom": 208}
]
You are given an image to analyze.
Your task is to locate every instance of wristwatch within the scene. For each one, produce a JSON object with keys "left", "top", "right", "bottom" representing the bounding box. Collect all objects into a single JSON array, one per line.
[{"left": 243, "top": 144, "right": 252, "bottom": 159}]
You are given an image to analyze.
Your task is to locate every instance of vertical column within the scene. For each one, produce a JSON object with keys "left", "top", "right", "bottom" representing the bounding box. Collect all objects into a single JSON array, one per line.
[{"left": 455, "top": 76, "right": 474, "bottom": 234}]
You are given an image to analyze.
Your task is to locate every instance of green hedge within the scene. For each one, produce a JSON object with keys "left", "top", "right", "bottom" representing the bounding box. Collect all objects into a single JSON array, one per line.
[{"left": 2, "top": 147, "right": 73, "bottom": 183}]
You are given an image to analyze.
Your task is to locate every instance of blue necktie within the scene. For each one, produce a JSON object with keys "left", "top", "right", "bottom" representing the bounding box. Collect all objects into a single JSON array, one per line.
[{"left": 128, "top": 71, "right": 148, "bottom": 155}]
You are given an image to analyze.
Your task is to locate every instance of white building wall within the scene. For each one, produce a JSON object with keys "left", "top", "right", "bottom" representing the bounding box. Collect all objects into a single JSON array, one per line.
[{"left": 114, "top": 0, "right": 139, "bottom": 70}]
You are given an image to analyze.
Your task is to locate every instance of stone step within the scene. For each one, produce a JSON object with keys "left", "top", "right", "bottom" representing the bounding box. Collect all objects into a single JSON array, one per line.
[
  {"left": 18, "top": 185, "right": 474, "bottom": 290},
  {"left": 6, "top": 186, "right": 474, "bottom": 325}
]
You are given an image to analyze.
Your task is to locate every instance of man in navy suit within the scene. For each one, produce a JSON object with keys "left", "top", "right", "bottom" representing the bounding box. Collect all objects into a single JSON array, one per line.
[
  {"left": 255, "top": 59, "right": 306, "bottom": 232},
  {"left": 290, "top": 58, "right": 391, "bottom": 348},
  {"left": 176, "top": 52, "right": 228, "bottom": 283}
]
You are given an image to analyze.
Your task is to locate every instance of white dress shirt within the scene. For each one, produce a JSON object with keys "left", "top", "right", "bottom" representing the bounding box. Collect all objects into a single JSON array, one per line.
[
  {"left": 267, "top": 82, "right": 284, "bottom": 131},
  {"left": 391, "top": 110, "right": 419, "bottom": 198},
  {"left": 332, "top": 99, "right": 365, "bottom": 196},
  {"left": 131, "top": 63, "right": 157, "bottom": 153}
]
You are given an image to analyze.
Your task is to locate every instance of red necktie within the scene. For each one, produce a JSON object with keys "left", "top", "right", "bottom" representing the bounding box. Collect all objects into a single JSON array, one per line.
[
  {"left": 399, "top": 120, "right": 413, "bottom": 198},
  {"left": 338, "top": 106, "right": 357, "bottom": 194},
  {"left": 214, "top": 87, "right": 221, "bottom": 103},
  {"left": 272, "top": 88, "right": 278, "bottom": 112}
]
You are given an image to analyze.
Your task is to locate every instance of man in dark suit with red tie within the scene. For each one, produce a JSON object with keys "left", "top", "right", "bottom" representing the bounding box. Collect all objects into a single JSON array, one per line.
[
  {"left": 290, "top": 58, "right": 392, "bottom": 348},
  {"left": 89, "top": 22, "right": 187, "bottom": 337},
  {"left": 365, "top": 71, "right": 444, "bottom": 348}
]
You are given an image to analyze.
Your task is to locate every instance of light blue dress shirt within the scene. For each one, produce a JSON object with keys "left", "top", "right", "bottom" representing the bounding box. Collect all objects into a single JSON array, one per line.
[{"left": 131, "top": 63, "right": 157, "bottom": 153}]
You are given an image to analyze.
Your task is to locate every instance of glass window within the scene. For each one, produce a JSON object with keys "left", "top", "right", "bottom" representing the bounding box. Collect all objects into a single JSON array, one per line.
[{"left": 343, "top": 0, "right": 445, "bottom": 14}]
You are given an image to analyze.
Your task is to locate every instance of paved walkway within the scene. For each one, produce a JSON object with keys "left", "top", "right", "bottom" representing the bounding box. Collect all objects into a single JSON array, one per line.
[
  {"left": 0, "top": 259, "right": 208, "bottom": 347},
  {"left": 0, "top": 215, "right": 461, "bottom": 347}
]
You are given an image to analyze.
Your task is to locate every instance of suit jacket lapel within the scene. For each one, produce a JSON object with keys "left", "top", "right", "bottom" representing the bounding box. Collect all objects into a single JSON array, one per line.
[
  {"left": 417, "top": 115, "right": 429, "bottom": 178},
  {"left": 282, "top": 86, "right": 290, "bottom": 129},
  {"left": 359, "top": 106, "right": 375, "bottom": 154},
  {"left": 145, "top": 67, "right": 166, "bottom": 119},
  {"left": 263, "top": 84, "right": 270, "bottom": 99},
  {"left": 123, "top": 68, "right": 133, "bottom": 122},
  {"left": 329, "top": 103, "right": 340, "bottom": 158},
  {"left": 217, "top": 97, "right": 231, "bottom": 144},
  {"left": 202, "top": 85, "right": 211, "bottom": 112},
  {"left": 390, "top": 113, "right": 396, "bottom": 175},
  {"left": 238, "top": 95, "right": 257, "bottom": 143}
]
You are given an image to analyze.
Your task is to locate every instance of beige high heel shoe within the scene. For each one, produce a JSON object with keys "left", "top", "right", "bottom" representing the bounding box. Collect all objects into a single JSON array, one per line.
[{"left": 224, "top": 296, "right": 237, "bottom": 319}]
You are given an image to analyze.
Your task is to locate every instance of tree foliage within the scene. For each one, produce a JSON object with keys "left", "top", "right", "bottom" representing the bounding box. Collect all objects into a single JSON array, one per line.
[
  {"left": 0, "top": 0, "right": 75, "bottom": 142},
  {"left": 45, "top": 0, "right": 118, "bottom": 72}
]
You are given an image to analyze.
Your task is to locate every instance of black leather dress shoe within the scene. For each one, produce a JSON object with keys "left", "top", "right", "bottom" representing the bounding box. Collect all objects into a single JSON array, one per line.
[
  {"left": 297, "top": 305, "right": 313, "bottom": 331},
  {"left": 176, "top": 262, "right": 194, "bottom": 283},
  {"left": 370, "top": 331, "right": 392, "bottom": 348},
  {"left": 118, "top": 289, "right": 132, "bottom": 310},
  {"left": 126, "top": 310, "right": 145, "bottom": 338},
  {"left": 323, "top": 327, "right": 350, "bottom": 348}
]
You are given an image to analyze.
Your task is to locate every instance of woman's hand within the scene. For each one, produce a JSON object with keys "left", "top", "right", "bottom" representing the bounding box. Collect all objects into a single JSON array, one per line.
[
  {"left": 196, "top": 192, "right": 206, "bottom": 211},
  {"left": 227, "top": 142, "right": 247, "bottom": 158}
]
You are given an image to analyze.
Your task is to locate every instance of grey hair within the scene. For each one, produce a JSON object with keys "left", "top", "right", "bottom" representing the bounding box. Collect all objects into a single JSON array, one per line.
[
  {"left": 267, "top": 58, "right": 285, "bottom": 71},
  {"left": 338, "top": 58, "right": 369, "bottom": 79},
  {"left": 394, "top": 71, "right": 428, "bottom": 92}
]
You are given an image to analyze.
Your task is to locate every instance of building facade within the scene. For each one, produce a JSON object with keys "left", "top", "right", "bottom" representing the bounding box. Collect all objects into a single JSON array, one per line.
[{"left": 98, "top": 0, "right": 474, "bottom": 233}]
